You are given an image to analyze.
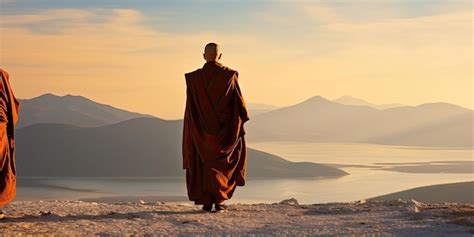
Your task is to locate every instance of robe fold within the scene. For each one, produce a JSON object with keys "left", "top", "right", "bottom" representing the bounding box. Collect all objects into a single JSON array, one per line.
[
  {"left": 183, "top": 61, "right": 249, "bottom": 205},
  {"left": 0, "top": 68, "right": 20, "bottom": 208}
]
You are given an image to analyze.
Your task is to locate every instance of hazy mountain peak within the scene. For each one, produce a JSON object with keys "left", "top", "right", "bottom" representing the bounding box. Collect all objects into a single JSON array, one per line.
[
  {"left": 303, "top": 95, "right": 333, "bottom": 104},
  {"left": 334, "top": 95, "right": 373, "bottom": 106},
  {"left": 25, "top": 93, "right": 88, "bottom": 102},
  {"left": 29, "top": 93, "right": 59, "bottom": 100},
  {"left": 247, "top": 103, "right": 279, "bottom": 110},
  {"left": 64, "top": 94, "right": 85, "bottom": 99},
  {"left": 40, "top": 93, "right": 58, "bottom": 97},
  {"left": 247, "top": 103, "right": 279, "bottom": 117},
  {"left": 416, "top": 102, "right": 469, "bottom": 111},
  {"left": 247, "top": 94, "right": 472, "bottom": 147},
  {"left": 17, "top": 93, "right": 153, "bottom": 128},
  {"left": 333, "top": 95, "right": 405, "bottom": 110},
  {"left": 338, "top": 95, "right": 357, "bottom": 99}
]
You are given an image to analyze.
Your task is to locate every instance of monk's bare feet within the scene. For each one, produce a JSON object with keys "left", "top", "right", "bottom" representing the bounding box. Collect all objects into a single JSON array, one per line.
[
  {"left": 215, "top": 203, "right": 227, "bottom": 213},
  {"left": 202, "top": 205, "right": 212, "bottom": 212},
  {"left": 0, "top": 211, "right": 5, "bottom": 220}
]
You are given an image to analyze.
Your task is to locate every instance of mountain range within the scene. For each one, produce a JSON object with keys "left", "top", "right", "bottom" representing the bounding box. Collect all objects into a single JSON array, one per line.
[
  {"left": 15, "top": 117, "right": 346, "bottom": 177},
  {"left": 247, "top": 96, "right": 405, "bottom": 117},
  {"left": 247, "top": 103, "right": 279, "bottom": 117},
  {"left": 246, "top": 96, "right": 473, "bottom": 147},
  {"left": 333, "top": 95, "right": 404, "bottom": 110},
  {"left": 17, "top": 93, "right": 152, "bottom": 128},
  {"left": 17, "top": 93, "right": 473, "bottom": 148}
]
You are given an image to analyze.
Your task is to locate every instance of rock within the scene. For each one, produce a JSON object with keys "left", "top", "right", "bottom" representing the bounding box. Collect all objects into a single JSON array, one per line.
[
  {"left": 40, "top": 211, "right": 52, "bottom": 216},
  {"left": 357, "top": 199, "right": 367, "bottom": 204},
  {"left": 411, "top": 199, "right": 426, "bottom": 207},
  {"left": 410, "top": 199, "right": 426, "bottom": 213},
  {"left": 279, "top": 198, "right": 299, "bottom": 205}
]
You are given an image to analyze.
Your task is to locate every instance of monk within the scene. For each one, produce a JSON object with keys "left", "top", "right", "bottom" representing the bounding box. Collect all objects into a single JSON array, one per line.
[
  {"left": 0, "top": 68, "right": 20, "bottom": 220},
  {"left": 183, "top": 43, "right": 249, "bottom": 212}
]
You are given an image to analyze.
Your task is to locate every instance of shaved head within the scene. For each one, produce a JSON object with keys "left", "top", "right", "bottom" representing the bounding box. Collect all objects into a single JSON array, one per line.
[
  {"left": 204, "top": 42, "right": 219, "bottom": 54},
  {"left": 203, "top": 42, "right": 222, "bottom": 62}
]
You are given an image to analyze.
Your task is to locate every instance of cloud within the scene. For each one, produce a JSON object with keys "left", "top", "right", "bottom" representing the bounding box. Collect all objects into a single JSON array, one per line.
[
  {"left": 253, "top": 2, "right": 472, "bottom": 109},
  {"left": 1, "top": 9, "right": 96, "bottom": 25},
  {"left": 0, "top": 4, "right": 472, "bottom": 118},
  {"left": 0, "top": 8, "right": 141, "bottom": 34},
  {"left": 0, "top": 8, "right": 261, "bottom": 118}
]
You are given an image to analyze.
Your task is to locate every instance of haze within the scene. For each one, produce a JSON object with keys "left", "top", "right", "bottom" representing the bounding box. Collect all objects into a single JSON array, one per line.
[{"left": 0, "top": 0, "right": 472, "bottom": 119}]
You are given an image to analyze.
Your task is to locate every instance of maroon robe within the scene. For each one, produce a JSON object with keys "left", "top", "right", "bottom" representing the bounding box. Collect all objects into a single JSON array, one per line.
[
  {"left": 183, "top": 61, "right": 249, "bottom": 205},
  {"left": 0, "top": 68, "right": 20, "bottom": 208}
]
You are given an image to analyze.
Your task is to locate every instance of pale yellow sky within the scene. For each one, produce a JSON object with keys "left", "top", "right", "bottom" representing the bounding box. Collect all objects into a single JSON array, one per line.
[{"left": 0, "top": 2, "right": 472, "bottom": 119}]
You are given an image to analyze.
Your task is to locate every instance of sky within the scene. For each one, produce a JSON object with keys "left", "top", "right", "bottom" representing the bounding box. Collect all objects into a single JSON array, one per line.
[{"left": 0, "top": 0, "right": 472, "bottom": 119}]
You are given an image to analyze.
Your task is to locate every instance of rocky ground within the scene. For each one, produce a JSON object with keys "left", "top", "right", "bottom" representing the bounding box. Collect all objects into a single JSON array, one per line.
[{"left": 0, "top": 199, "right": 472, "bottom": 236}]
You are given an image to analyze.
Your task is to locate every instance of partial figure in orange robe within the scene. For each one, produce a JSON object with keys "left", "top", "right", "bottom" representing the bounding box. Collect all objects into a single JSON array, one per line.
[
  {"left": 0, "top": 68, "right": 20, "bottom": 219},
  {"left": 183, "top": 43, "right": 249, "bottom": 212}
]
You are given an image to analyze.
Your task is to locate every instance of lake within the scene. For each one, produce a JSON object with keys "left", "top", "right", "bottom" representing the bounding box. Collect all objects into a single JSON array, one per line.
[{"left": 16, "top": 143, "right": 473, "bottom": 204}]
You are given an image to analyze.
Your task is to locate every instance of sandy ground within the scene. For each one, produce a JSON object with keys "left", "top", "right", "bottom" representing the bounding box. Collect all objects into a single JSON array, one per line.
[{"left": 0, "top": 199, "right": 473, "bottom": 236}]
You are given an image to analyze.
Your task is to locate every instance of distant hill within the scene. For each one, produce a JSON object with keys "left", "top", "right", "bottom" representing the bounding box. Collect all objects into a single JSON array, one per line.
[
  {"left": 247, "top": 96, "right": 473, "bottom": 147},
  {"left": 368, "top": 112, "right": 474, "bottom": 147},
  {"left": 16, "top": 94, "right": 473, "bottom": 149},
  {"left": 15, "top": 118, "right": 347, "bottom": 178},
  {"left": 247, "top": 103, "right": 279, "bottom": 117},
  {"left": 370, "top": 181, "right": 474, "bottom": 204},
  {"left": 333, "top": 95, "right": 404, "bottom": 110},
  {"left": 17, "top": 93, "right": 152, "bottom": 128}
]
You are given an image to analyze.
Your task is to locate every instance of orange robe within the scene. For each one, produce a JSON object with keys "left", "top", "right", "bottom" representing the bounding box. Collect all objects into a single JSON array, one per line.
[
  {"left": 0, "top": 69, "right": 20, "bottom": 208},
  {"left": 183, "top": 61, "right": 249, "bottom": 205}
]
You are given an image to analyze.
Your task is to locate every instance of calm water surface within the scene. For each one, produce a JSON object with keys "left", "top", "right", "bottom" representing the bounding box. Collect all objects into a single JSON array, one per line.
[{"left": 17, "top": 143, "right": 473, "bottom": 204}]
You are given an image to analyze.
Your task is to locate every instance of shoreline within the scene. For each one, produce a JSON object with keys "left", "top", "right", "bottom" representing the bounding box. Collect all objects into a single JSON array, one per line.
[{"left": 15, "top": 179, "right": 474, "bottom": 205}]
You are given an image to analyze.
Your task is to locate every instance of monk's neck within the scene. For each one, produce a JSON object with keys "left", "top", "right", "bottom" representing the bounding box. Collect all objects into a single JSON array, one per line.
[{"left": 204, "top": 61, "right": 222, "bottom": 67}]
